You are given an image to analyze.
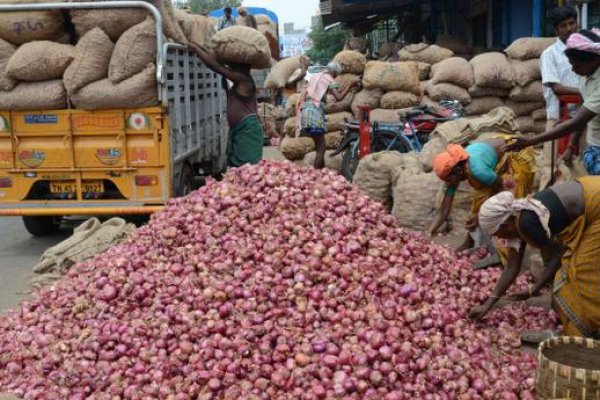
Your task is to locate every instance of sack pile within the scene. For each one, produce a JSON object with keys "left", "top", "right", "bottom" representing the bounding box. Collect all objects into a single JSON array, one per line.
[
  {"left": 255, "top": 14, "right": 278, "bottom": 59},
  {"left": 0, "top": 0, "right": 194, "bottom": 110}
]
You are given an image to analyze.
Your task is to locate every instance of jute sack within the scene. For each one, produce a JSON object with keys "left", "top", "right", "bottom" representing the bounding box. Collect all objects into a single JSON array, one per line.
[
  {"left": 509, "top": 80, "right": 543, "bottom": 103},
  {"left": 302, "top": 150, "right": 343, "bottom": 172},
  {"left": 435, "top": 35, "right": 469, "bottom": 55},
  {"left": 468, "top": 85, "right": 509, "bottom": 98},
  {"left": 353, "top": 151, "right": 416, "bottom": 210},
  {"left": 255, "top": 14, "right": 271, "bottom": 24},
  {"left": 430, "top": 57, "right": 474, "bottom": 88},
  {"left": 285, "top": 93, "right": 300, "bottom": 117},
  {"left": 398, "top": 43, "right": 454, "bottom": 65},
  {"left": 325, "top": 131, "right": 343, "bottom": 149},
  {"left": 148, "top": 0, "right": 187, "bottom": 43},
  {"left": 71, "top": 64, "right": 158, "bottom": 109},
  {"left": 335, "top": 73, "right": 360, "bottom": 90},
  {"left": 280, "top": 137, "right": 314, "bottom": 160},
  {"left": 417, "top": 62, "right": 431, "bottom": 80},
  {"left": 70, "top": 2, "right": 147, "bottom": 41},
  {"left": 325, "top": 92, "right": 354, "bottom": 114},
  {"left": 344, "top": 37, "right": 369, "bottom": 53},
  {"left": 284, "top": 116, "right": 299, "bottom": 138},
  {"left": 0, "top": 0, "right": 64, "bottom": 45},
  {"left": 326, "top": 112, "right": 352, "bottom": 132},
  {"left": 378, "top": 42, "right": 403, "bottom": 60},
  {"left": 470, "top": 52, "right": 515, "bottom": 89},
  {"left": 109, "top": 18, "right": 156, "bottom": 83},
  {"left": 533, "top": 120, "right": 546, "bottom": 134},
  {"left": 6, "top": 41, "right": 73, "bottom": 81},
  {"left": 0, "top": 38, "right": 16, "bottom": 91},
  {"left": 504, "top": 37, "right": 556, "bottom": 60},
  {"left": 511, "top": 58, "right": 541, "bottom": 87},
  {"left": 531, "top": 108, "right": 546, "bottom": 121},
  {"left": 333, "top": 50, "right": 366, "bottom": 75},
  {"left": 391, "top": 172, "right": 441, "bottom": 230},
  {"left": 265, "top": 56, "right": 301, "bottom": 89},
  {"left": 380, "top": 91, "right": 418, "bottom": 109},
  {"left": 515, "top": 116, "right": 534, "bottom": 132},
  {"left": 0, "top": 80, "right": 66, "bottom": 110},
  {"left": 369, "top": 108, "right": 401, "bottom": 123},
  {"left": 426, "top": 82, "right": 471, "bottom": 105},
  {"left": 464, "top": 96, "right": 504, "bottom": 116},
  {"left": 63, "top": 28, "right": 114, "bottom": 94},
  {"left": 212, "top": 26, "right": 271, "bottom": 69},
  {"left": 186, "top": 14, "right": 215, "bottom": 47},
  {"left": 351, "top": 88, "right": 383, "bottom": 116},
  {"left": 362, "top": 61, "right": 420, "bottom": 95},
  {"left": 419, "top": 79, "right": 429, "bottom": 94},
  {"left": 505, "top": 100, "right": 543, "bottom": 117},
  {"left": 420, "top": 95, "right": 437, "bottom": 108}
]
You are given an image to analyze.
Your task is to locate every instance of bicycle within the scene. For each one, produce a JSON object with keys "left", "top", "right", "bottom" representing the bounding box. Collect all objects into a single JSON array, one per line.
[{"left": 334, "top": 100, "right": 463, "bottom": 182}]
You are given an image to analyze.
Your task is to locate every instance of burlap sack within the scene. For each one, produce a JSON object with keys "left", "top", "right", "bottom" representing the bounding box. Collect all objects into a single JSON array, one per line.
[
  {"left": 284, "top": 116, "right": 299, "bottom": 138},
  {"left": 286, "top": 93, "right": 301, "bottom": 117},
  {"left": 71, "top": 64, "right": 158, "bottom": 109},
  {"left": 6, "top": 41, "right": 73, "bottom": 81},
  {"left": 470, "top": 52, "right": 515, "bottom": 89},
  {"left": 265, "top": 56, "right": 301, "bottom": 89},
  {"left": 509, "top": 80, "right": 543, "bottom": 103},
  {"left": 109, "top": 18, "right": 156, "bottom": 83},
  {"left": 420, "top": 80, "right": 429, "bottom": 94},
  {"left": 63, "top": 28, "right": 114, "bottom": 94},
  {"left": 326, "top": 112, "right": 352, "bottom": 132},
  {"left": 212, "top": 26, "right": 271, "bottom": 69},
  {"left": 417, "top": 62, "right": 431, "bottom": 80},
  {"left": 511, "top": 58, "right": 541, "bottom": 87},
  {"left": 353, "top": 151, "right": 418, "bottom": 210},
  {"left": 435, "top": 35, "right": 469, "bottom": 54},
  {"left": 351, "top": 88, "right": 383, "bottom": 116},
  {"left": 325, "top": 92, "right": 354, "bottom": 114},
  {"left": 464, "top": 97, "right": 504, "bottom": 116},
  {"left": 420, "top": 95, "right": 437, "bottom": 108},
  {"left": 184, "top": 14, "right": 215, "bottom": 47},
  {"left": 533, "top": 120, "right": 546, "bottom": 134},
  {"left": 505, "top": 100, "right": 543, "bottom": 117},
  {"left": 378, "top": 42, "right": 403, "bottom": 60},
  {"left": 426, "top": 82, "right": 471, "bottom": 105},
  {"left": 380, "top": 91, "right": 418, "bottom": 109},
  {"left": 398, "top": 43, "right": 454, "bottom": 65},
  {"left": 344, "top": 37, "right": 369, "bottom": 54},
  {"left": 70, "top": 4, "right": 147, "bottom": 41},
  {"left": 515, "top": 116, "right": 534, "bottom": 132},
  {"left": 335, "top": 73, "right": 360, "bottom": 90},
  {"left": 362, "top": 61, "right": 420, "bottom": 95},
  {"left": 280, "top": 137, "right": 314, "bottom": 160},
  {"left": 333, "top": 50, "right": 366, "bottom": 75},
  {"left": 0, "top": 38, "right": 16, "bottom": 91},
  {"left": 302, "top": 150, "right": 343, "bottom": 171},
  {"left": 0, "top": 80, "right": 66, "bottom": 110},
  {"left": 391, "top": 172, "right": 441, "bottom": 230},
  {"left": 468, "top": 85, "right": 509, "bottom": 98},
  {"left": 531, "top": 108, "right": 546, "bottom": 121},
  {"left": 149, "top": 0, "right": 187, "bottom": 43},
  {"left": 430, "top": 57, "right": 474, "bottom": 88},
  {"left": 365, "top": 108, "right": 404, "bottom": 123},
  {"left": 255, "top": 14, "right": 271, "bottom": 25},
  {"left": 505, "top": 37, "right": 556, "bottom": 60},
  {"left": 325, "top": 131, "right": 343, "bottom": 149},
  {"left": 0, "top": 0, "right": 64, "bottom": 45}
]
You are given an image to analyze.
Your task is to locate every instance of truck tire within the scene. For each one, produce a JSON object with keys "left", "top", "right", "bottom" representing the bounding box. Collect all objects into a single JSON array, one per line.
[
  {"left": 176, "top": 164, "right": 196, "bottom": 197},
  {"left": 22, "top": 216, "right": 61, "bottom": 237}
]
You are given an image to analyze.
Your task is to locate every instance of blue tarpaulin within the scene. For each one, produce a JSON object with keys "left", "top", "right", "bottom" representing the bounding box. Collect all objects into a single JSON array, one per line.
[{"left": 208, "top": 7, "right": 278, "bottom": 24}]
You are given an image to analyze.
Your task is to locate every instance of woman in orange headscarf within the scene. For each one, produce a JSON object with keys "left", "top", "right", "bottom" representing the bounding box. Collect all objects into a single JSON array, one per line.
[{"left": 429, "top": 135, "right": 536, "bottom": 258}]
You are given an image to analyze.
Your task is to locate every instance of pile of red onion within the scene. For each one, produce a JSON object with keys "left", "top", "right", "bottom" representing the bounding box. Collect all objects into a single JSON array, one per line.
[{"left": 0, "top": 161, "right": 557, "bottom": 399}]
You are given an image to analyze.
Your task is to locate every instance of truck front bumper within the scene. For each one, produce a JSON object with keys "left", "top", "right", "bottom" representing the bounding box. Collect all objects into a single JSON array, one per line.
[{"left": 0, "top": 202, "right": 163, "bottom": 216}]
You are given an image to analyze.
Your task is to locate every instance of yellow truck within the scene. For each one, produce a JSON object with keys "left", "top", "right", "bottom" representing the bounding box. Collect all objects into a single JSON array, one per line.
[{"left": 0, "top": 1, "right": 228, "bottom": 236}]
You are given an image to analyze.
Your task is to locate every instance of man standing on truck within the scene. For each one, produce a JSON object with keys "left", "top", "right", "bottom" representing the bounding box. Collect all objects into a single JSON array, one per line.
[
  {"left": 218, "top": 7, "right": 236, "bottom": 31},
  {"left": 189, "top": 43, "right": 264, "bottom": 167}
]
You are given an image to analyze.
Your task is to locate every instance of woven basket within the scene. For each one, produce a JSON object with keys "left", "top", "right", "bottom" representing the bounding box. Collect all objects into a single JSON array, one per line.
[{"left": 536, "top": 336, "right": 600, "bottom": 400}]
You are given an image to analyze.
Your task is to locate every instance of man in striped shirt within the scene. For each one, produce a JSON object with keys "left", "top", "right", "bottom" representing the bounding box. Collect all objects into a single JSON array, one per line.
[{"left": 539, "top": 6, "right": 581, "bottom": 186}]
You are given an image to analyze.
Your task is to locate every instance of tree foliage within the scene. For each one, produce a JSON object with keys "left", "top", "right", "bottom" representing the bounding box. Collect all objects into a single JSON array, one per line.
[
  {"left": 307, "top": 23, "right": 350, "bottom": 63},
  {"left": 174, "top": 0, "right": 241, "bottom": 14}
]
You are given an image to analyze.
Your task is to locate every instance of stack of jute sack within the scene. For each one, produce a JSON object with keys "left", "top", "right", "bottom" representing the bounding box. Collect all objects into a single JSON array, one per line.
[
  {"left": 255, "top": 14, "right": 278, "bottom": 62},
  {"left": 505, "top": 37, "right": 555, "bottom": 135}
]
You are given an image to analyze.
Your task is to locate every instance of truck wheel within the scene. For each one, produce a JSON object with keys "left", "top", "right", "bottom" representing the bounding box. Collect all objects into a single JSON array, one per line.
[
  {"left": 22, "top": 216, "right": 61, "bottom": 237},
  {"left": 176, "top": 165, "right": 196, "bottom": 197}
]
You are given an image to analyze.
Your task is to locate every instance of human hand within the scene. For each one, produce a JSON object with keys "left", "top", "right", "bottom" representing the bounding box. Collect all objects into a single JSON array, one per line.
[
  {"left": 503, "top": 178, "right": 516, "bottom": 191},
  {"left": 465, "top": 215, "right": 478, "bottom": 231},
  {"left": 505, "top": 287, "right": 535, "bottom": 302},
  {"left": 502, "top": 137, "right": 533, "bottom": 153},
  {"left": 468, "top": 301, "right": 494, "bottom": 321},
  {"left": 560, "top": 147, "right": 574, "bottom": 167}
]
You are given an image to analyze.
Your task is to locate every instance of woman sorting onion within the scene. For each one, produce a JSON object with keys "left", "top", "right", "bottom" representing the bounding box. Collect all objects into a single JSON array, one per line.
[
  {"left": 298, "top": 62, "right": 360, "bottom": 169},
  {"left": 429, "top": 137, "right": 536, "bottom": 267},
  {"left": 470, "top": 177, "right": 600, "bottom": 339}
]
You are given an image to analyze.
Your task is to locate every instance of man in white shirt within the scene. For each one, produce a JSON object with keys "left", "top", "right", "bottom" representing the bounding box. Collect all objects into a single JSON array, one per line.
[{"left": 539, "top": 6, "right": 581, "bottom": 186}]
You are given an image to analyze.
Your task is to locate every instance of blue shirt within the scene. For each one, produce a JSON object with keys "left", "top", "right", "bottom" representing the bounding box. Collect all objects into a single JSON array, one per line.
[{"left": 446, "top": 142, "right": 498, "bottom": 195}]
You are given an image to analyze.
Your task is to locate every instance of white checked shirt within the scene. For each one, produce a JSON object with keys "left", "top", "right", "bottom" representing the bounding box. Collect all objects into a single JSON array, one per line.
[{"left": 540, "top": 39, "right": 581, "bottom": 120}]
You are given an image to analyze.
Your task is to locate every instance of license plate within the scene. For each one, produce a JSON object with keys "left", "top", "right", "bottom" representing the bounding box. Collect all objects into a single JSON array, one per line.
[{"left": 50, "top": 181, "right": 104, "bottom": 194}]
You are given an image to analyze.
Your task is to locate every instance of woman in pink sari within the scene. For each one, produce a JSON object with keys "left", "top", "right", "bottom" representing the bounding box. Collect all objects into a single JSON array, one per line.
[{"left": 298, "top": 62, "right": 360, "bottom": 168}]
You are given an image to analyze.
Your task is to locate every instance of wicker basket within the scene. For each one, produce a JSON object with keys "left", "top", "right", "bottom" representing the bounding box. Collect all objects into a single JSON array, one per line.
[{"left": 536, "top": 336, "right": 600, "bottom": 400}]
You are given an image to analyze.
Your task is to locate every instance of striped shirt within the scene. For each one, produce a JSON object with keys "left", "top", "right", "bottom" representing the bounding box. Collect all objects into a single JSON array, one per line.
[{"left": 540, "top": 39, "right": 581, "bottom": 120}]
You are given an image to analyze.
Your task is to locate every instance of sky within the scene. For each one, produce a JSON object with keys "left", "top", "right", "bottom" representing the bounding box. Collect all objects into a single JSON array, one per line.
[{"left": 242, "top": 0, "right": 320, "bottom": 30}]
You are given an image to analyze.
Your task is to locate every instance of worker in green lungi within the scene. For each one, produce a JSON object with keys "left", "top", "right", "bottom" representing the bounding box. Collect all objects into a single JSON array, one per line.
[{"left": 189, "top": 43, "right": 264, "bottom": 167}]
